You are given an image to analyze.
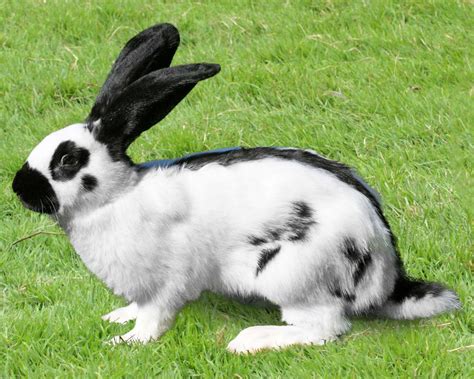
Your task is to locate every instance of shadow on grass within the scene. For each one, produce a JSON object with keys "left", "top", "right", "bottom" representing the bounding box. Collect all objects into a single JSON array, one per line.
[{"left": 188, "top": 291, "right": 281, "bottom": 325}]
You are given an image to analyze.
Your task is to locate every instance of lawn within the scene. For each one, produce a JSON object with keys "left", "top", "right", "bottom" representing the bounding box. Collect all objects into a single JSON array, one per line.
[{"left": 1, "top": 0, "right": 473, "bottom": 377}]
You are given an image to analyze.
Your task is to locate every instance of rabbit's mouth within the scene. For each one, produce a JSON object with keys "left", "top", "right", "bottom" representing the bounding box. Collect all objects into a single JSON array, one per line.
[
  {"left": 19, "top": 197, "right": 56, "bottom": 214},
  {"left": 12, "top": 163, "right": 59, "bottom": 214}
]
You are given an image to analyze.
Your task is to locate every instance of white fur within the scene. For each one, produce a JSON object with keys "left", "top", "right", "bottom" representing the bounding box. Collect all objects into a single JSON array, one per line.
[
  {"left": 63, "top": 144, "right": 395, "bottom": 307},
  {"left": 102, "top": 302, "right": 138, "bottom": 324},
  {"left": 227, "top": 326, "right": 335, "bottom": 354},
  {"left": 107, "top": 302, "right": 172, "bottom": 344},
  {"left": 376, "top": 289, "right": 461, "bottom": 320},
  {"left": 227, "top": 304, "right": 349, "bottom": 353},
  {"left": 22, "top": 123, "right": 457, "bottom": 351}
]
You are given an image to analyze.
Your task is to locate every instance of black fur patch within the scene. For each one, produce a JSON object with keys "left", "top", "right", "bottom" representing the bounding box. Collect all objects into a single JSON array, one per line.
[
  {"left": 286, "top": 201, "right": 316, "bottom": 242},
  {"left": 341, "top": 238, "right": 359, "bottom": 262},
  {"left": 331, "top": 287, "right": 356, "bottom": 303},
  {"left": 248, "top": 236, "right": 267, "bottom": 246},
  {"left": 248, "top": 201, "right": 316, "bottom": 247},
  {"left": 49, "top": 141, "right": 90, "bottom": 181},
  {"left": 293, "top": 201, "right": 312, "bottom": 218},
  {"left": 353, "top": 254, "right": 373, "bottom": 285},
  {"left": 12, "top": 163, "right": 59, "bottom": 214},
  {"left": 266, "top": 227, "right": 284, "bottom": 241},
  {"left": 81, "top": 175, "right": 98, "bottom": 191},
  {"left": 256, "top": 246, "right": 281, "bottom": 276},
  {"left": 389, "top": 277, "right": 446, "bottom": 303},
  {"left": 341, "top": 237, "right": 372, "bottom": 286}
]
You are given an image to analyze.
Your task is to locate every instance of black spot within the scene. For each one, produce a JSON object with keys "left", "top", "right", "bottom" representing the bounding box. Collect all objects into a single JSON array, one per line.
[
  {"left": 82, "top": 175, "right": 98, "bottom": 191},
  {"left": 256, "top": 246, "right": 281, "bottom": 276},
  {"left": 249, "top": 236, "right": 267, "bottom": 246},
  {"left": 389, "top": 276, "right": 446, "bottom": 303},
  {"left": 331, "top": 287, "right": 356, "bottom": 303},
  {"left": 49, "top": 141, "right": 90, "bottom": 181},
  {"left": 353, "top": 254, "right": 372, "bottom": 286},
  {"left": 266, "top": 227, "right": 283, "bottom": 241},
  {"left": 287, "top": 228, "right": 307, "bottom": 242},
  {"left": 286, "top": 201, "right": 316, "bottom": 242},
  {"left": 341, "top": 238, "right": 372, "bottom": 286},
  {"left": 292, "top": 201, "right": 312, "bottom": 219},
  {"left": 341, "top": 237, "right": 360, "bottom": 262},
  {"left": 12, "top": 162, "right": 59, "bottom": 214},
  {"left": 343, "top": 292, "right": 356, "bottom": 303},
  {"left": 246, "top": 201, "right": 316, "bottom": 247}
]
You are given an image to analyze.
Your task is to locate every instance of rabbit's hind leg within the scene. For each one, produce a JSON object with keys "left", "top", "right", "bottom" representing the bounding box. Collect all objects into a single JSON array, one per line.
[{"left": 227, "top": 303, "right": 349, "bottom": 354}]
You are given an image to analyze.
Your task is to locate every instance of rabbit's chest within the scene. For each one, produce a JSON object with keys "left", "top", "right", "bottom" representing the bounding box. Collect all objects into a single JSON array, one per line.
[{"left": 68, "top": 210, "right": 169, "bottom": 301}]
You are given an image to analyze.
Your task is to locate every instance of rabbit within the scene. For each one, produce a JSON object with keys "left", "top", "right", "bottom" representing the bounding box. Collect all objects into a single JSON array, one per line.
[{"left": 12, "top": 23, "right": 460, "bottom": 353}]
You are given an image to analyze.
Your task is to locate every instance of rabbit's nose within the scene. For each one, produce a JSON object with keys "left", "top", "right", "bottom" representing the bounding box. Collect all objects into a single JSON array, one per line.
[{"left": 12, "top": 163, "right": 59, "bottom": 214}]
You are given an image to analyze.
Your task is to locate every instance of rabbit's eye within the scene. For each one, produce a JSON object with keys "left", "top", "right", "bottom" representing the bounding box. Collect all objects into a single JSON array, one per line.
[
  {"left": 50, "top": 141, "right": 90, "bottom": 181},
  {"left": 60, "top": 154, "right": 78, "bottom": 166}
]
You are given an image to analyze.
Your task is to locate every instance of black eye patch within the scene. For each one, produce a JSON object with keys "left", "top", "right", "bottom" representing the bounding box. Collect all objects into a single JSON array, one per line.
[
  {"left": 49, "top": 140, "right": 90, "bottom": 181},
  {"left": 81, "top": 175, "right": 98, "bottom": 191}
]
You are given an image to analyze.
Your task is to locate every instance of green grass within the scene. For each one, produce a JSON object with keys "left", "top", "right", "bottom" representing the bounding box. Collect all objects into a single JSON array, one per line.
[{"left": 1, "top": 0, "right": 473, "bottom": 377}]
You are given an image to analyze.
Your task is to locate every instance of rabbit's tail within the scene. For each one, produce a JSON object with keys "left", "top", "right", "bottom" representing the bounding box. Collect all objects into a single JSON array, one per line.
[{"left": 373, "top": 276, "right": 460, "bottom": 320}]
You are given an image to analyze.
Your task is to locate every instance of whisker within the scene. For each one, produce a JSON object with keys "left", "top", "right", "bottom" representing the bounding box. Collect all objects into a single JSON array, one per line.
[{"left": 46, "top": 196, "right": 60, "bottom": 222}]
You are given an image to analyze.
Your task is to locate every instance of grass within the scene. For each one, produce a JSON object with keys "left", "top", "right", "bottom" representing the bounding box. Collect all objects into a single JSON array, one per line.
[{"left": 1, "top": 0, "right": 473, "bottom": 377}]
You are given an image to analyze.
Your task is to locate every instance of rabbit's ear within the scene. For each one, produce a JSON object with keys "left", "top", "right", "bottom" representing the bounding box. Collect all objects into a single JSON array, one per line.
[
  {"left": 88, "top": 23, "right": 180, "bottom": 122},
  {"left": 93, "top": 63, "right": 220, "bottom": 159}
]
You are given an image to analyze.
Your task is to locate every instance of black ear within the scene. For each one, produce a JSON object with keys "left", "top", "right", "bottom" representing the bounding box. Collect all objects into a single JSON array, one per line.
[
  {"left": 93, "top": 63, "right": 221, "bottom": 160},
  {"left": 88, "top": 23, "right": 180, "bottom": 122}
]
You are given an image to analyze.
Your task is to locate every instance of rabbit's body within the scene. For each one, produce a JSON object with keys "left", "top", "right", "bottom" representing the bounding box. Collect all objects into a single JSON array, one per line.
[
  {"left": 68, "top": 146, "right": 396, "bottom": 312},
  {"left": 12, "top": 24, "right": 460, "bottom": 353}
]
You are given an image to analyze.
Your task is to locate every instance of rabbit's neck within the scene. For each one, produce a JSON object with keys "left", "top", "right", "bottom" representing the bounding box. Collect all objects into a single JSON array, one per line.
[{"left": 56, "top": 164, "right": 140, "bottom": 229}]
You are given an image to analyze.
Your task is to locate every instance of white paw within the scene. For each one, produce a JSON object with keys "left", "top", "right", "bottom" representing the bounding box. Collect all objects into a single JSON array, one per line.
[
  {"left": 106, "top": 312, "right": 169, "bottom": 346},
  {"left": 102, "top": 303, "right": 138, "bottom": 324},
  {"left": 227, "top": 325, "right": 336, "bottom": 354},
  {"left": 107, "top": 329, "right": 159, "bottom": 345}
]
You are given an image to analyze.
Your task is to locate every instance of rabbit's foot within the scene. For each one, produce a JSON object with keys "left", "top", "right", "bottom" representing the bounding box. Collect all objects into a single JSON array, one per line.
[
  {"left": 107, "top": 319, "right": 165, "bottom": 345},
  {"left": 102, "top": 302, "right": 138, "bottom": 324},
  {"left": 227, "top": 325, "right": 336, "bottom": 354},
  {"left": 107, "top": 302, "right": 173, "bottom": 345},
  {"left": 108, "top": 327, "right": 159, "bottom": 345},
  {"left": 227, "top": 304, "right": 348, "bottom": 354}
]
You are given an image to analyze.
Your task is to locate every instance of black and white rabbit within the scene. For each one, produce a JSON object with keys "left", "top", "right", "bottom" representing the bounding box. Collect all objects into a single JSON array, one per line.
[{"left": 12, "top": 23, "right": 460, "bottom": 353}]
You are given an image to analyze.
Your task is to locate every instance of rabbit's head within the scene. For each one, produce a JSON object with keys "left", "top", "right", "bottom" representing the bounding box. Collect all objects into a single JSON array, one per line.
[{"left": 12, "top": 23, "right": 220, "bottom": 215}]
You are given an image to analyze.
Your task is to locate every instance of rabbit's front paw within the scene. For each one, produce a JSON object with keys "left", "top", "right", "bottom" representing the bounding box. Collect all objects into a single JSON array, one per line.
[
  {"left": 107, "top": 328, "right": 159, "bottom": 345},
  {"left": 106, "top": 303, "right": 173, "bottom": 345},
  {"left": 107, "top": 320, "right": 163, "bottom": 345},
  {"left": 102, "top": 302, "right": 138, "bottom": 324}
]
